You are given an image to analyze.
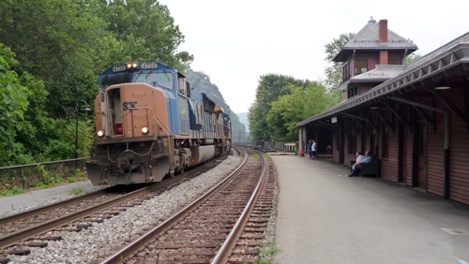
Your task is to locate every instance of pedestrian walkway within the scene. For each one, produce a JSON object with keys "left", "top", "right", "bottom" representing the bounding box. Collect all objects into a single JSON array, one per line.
[
  {"left": 271, "top": 155, "right": 469, "bottom": 264},
  {"left": 0, "top": 180, "right": 100, "bottom": 216}
]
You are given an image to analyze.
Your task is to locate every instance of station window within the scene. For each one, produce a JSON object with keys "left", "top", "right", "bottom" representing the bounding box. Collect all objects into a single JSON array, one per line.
[
  {"left": 348, "top": 86, "right": 358, "bottom": 98},
  {"left": 354, "top": 59, "right": 368, "bottom": 74},
  {"left": 342, "top": 61, "right": 351, "bottom": 81}
]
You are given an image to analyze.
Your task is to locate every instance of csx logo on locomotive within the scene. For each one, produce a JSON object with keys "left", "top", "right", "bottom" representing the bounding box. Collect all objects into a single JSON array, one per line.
[{"left": 123, "top": 101, "right": 137, "bottom": 110}]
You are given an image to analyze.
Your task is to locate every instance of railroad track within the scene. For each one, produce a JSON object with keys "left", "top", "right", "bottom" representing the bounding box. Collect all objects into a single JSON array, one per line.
[
  {"left": 0, "top": 154, "right": 230, "bottom": 263},
  {"left": 99, "top": 147, "right": 276, "bottom": 263}
]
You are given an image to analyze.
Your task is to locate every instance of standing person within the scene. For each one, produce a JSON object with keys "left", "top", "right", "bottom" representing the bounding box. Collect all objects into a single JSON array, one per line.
[
  {"left": 306, "top": 140, "right": 312, "bottom": 158},
  {"left": 311, "top": 140, "right": 317, "bottom": 160}
]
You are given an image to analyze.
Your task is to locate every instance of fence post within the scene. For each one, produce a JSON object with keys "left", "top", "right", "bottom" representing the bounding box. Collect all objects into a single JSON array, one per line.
[{"left": 21, "top": 167, "right": 26, "bottom": 189}]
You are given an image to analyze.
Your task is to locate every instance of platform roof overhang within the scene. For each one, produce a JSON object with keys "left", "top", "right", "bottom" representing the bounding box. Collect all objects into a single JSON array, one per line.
[{"left": 297, "top": 36, "right": 469, "bottom": 127}]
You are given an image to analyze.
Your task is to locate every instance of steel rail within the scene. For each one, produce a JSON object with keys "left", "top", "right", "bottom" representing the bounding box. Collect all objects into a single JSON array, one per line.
[
  {"left": 0, "top": 186, "right": 148, "bottom": 249},
  {"left": 210, "top": 149, "right": 268, "bottom": 263},
  {"left": 0, "top": 155, "right": 226, "bottom": 250},
  {"left": 100, "top": 147, "right": 248, "bottom": 264},
  {"left": 0, "top": 189, "right": 108, "bottom": 225}
]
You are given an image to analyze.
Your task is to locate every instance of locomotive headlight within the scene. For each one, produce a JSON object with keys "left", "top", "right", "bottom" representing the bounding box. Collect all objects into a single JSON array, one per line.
[
  {"left": 126, "top": 62, "right": 139, "bottom": 70},
  {"left": 97, "top": 130, "right": 105, "bottom": 137},
  {"left": 141, "top": 126, "right": 149, "bottom": 134}
]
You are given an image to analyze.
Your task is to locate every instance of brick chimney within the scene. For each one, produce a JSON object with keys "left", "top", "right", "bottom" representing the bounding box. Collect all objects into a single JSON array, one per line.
[
  {"left": 379, "top": 19, "right": 388, "bottom": 65},
  {"left": 379, "top": 19, "right": 388, "bottom": 43}
]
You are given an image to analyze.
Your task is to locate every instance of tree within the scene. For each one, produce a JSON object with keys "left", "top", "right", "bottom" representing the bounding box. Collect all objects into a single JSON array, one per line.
[
  {"left": 266, "top": 82, "right": 341, "bottom": 142},
  {"left": 248, "top": 74, "right": 312, "bottom": 142},
  {"left": 265, "top": 85, "right": 302, "bottom": 142},
  {"left": 0, "top": 44, "right": 30, "bottom": 165},
  {"left": 323, "top": 33, "right": 355, "bottom": 90},
  {"left": 101, "top": 0, "right": 193, "bottom": 71},
  {"left": 405, "top": 52, "right": 422, "bottom": 65},
  {"left": 0, "top": 0, "right": 118, "bottom": 115}
]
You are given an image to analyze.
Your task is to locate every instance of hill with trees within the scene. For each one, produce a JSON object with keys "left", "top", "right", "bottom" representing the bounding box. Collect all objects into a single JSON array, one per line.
[{"left": 185, "top": 69, "right": 247, "bottom": 142}]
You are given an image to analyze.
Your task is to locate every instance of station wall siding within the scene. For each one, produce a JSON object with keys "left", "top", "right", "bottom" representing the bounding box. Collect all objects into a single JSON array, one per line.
[
  {"left": 426, "top": 106, "right": 445, "bottom": 197},
  {"left": 380, "top": 112, "right": 399, "bottom": 182},
  {"left": 447, "top": 89, "right": 469, "bottom": 205}
]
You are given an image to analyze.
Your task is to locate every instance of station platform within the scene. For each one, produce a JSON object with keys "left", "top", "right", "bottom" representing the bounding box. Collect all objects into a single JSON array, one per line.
[{"left": 271, "top": 155, "right": 469, "bottom": 263}]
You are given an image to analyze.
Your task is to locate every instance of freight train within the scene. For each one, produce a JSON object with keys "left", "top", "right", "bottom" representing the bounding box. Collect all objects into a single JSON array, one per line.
[{"left": 86, "top": 61, "right": 232, "bottom": 186}]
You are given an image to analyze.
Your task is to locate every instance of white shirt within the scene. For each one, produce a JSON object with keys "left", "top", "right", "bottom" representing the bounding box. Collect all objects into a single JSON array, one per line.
[
  {"left": 356, "top": 155, "right": 365, "bottom": 163},
  {"left": 362, "top": 156, "right": 371, "bottom": 163}
]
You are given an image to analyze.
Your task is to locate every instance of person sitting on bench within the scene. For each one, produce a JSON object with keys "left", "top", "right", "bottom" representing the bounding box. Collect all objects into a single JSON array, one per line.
[{"left": 349, "top": 151, "right": 371, "bottom": 177}]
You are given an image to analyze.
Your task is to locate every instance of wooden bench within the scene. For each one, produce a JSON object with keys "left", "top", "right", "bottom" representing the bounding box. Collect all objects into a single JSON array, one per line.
[{"left": 359, "top": 155, "right": 379, "bottom": 177}]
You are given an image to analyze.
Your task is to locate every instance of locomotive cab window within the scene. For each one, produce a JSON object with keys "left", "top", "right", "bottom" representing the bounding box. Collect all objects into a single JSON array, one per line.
[
  {"left": 186, "top": 81, "right": 191, "bottom": 97},
  {"left": 134, "top": 72, "right": 173, "bottom": 89},
  {"left": 101, "top": 73, "right": 132, "bottom": 87},
  {"left": 178, "top": 76, "right": 187, "bottom": 96}
]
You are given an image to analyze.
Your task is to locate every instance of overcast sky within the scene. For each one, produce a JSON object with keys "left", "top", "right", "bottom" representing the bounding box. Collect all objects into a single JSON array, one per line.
[{"left": 159, "top": 0, "right": 468, "bottom": 113}]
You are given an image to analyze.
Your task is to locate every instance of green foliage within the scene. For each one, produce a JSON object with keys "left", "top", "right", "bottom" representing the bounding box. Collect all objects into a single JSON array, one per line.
[
  {"left": 0, "top": 186, "right": 25, "bottom": 196},
  {"left": 29, "top": 165, "right": 65, "bottom": 187},
  {"left": 267, "top": 82, "right": 341, "bottom": 142},
  {"left": 0, "top": 0, "right": 110, "bottom": 164},
  {"left": 0, "top": 44, "right": 29, "bottom": 165},
  {"left": 249, "top": 74, "right": 341, "bottom": 143},
  {"left": 324, "top": 32, "right": 355, "bottom": 90},
  {"left": 73, "top": 169, "right": 88, "bottom": 180},
  {"left": 31, "top": 180, "right": 47, "bottom": 188},
  {"left": 254, "top": 241, "right": 280, "bottom": 264},
  {"left": 0, "top": 165, "right": 87, "bottom": 196},
  {"left": 248, "top": 74, "right": 337, "bottom": 141},
  {"left": 102, "top": 0, "right": 193, "bottom": 71},
  {"left": 249, "top": 74, "right": 299, "bottom": 141},
  {"left": 0, "top": 0, "right": 114, "bottom": 109},
  {"left": 0, "top": 46, "right": 28, "bottom": 138},
  {"left": 69, "top": 187, "right": 84, "bottom": 196},
  {"left": 67, "top": 177, "right": 78, "bottom": 183},
  {"left": 405, "top": 52, "right": 422, "bottom": 65},
  {"left": 37, "top": 165, "right": 52, "bottom": 185},
  {"left": 1, "top": 141, "right": 35, "bottom": 166}
]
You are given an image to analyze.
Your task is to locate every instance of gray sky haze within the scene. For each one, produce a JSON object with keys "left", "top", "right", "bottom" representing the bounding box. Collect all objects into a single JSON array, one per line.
[{"left": 159, "top": 0, "right": 469, "bottom": 113}]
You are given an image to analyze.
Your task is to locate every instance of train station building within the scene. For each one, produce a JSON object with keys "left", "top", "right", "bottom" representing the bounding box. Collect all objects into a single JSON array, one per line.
[{"left": 297, "top": 18, "right": 469, "bottom": 205}]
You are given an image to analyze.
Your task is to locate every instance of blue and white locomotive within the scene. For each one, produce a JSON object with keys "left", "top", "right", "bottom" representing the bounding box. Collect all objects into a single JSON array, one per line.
[{"left": 86, "top": 61, "right": 232, "bottom": 186}]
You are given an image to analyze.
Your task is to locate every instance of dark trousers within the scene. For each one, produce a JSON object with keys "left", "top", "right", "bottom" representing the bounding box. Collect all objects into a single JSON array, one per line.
[{"left": 351, "top": 165, "right": 362, "bottom": 175}]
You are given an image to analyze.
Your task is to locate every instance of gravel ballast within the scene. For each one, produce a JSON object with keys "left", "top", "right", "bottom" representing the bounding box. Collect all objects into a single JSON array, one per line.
[{"left": 6, "top": 156, "right": 245, "bottom": 263}]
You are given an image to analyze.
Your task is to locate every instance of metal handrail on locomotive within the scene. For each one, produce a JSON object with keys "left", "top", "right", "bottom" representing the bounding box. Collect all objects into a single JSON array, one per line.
[{"left": 86, "top": 61, "right": 232, "bottom": 186}]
